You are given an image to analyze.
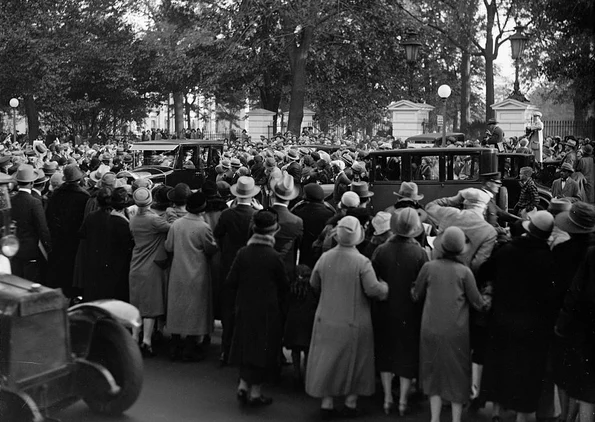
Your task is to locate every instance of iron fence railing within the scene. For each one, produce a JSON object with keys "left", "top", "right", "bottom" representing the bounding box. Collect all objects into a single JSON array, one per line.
[{"left": 542, "top": 119, "right": 595, "bottom": 140}]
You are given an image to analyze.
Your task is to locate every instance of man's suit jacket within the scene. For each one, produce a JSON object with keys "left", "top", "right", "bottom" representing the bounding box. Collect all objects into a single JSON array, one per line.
[
  {"left": 551, "top": 177, "right": 582, "bottom": 202},
  {"left": 11, "top": 191, "right": 51, "bottom": 260},
  {"left": 272, "top": 204, "right": 303, "bottom": 282}
]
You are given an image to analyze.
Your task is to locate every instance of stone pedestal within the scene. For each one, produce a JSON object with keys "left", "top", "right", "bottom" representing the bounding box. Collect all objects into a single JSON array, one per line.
[
  {"left": 491, "top": 99, "right": 540, "bottom": 138},
  {"left": 388, "top": 100, "right": 435, "bottom": 139},
  {"left": 246, "top": 108, "right": 276, "bottom": 140}
]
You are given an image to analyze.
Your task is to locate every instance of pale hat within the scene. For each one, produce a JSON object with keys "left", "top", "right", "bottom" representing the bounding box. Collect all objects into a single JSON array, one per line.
[
  {"left": 372, "top": 211, "right": 392, "bottom": 236},
  {"left": 272, "top": 172, "right": 299, "bottom": 201},
  {"left": 522, "top": 210, "right": 554, "bottom": 240},
  {"left": 336, "top": 216, "right": 365, "bottom": 247},
  {"left": 394, "top": 182, "right": 424, "bottom": 201},
  {"left": 133, "top": 187, "right": 152, "bottom": 207},
  {"left": 547, "top": 198, "right": 572, "bottom": 215},
  {"left": 441, "top": 226, "right": 466, "bottom": 254},
  {"left": 339, "top": 191, "right": 360, "bottom": 209},
  {"left": 90, "top": 164, "right": 111, "bottom": 183},
  {"left": 230, "top": 176, "right": 261, "bottom": 199},
  {"left": 15, "top": 164, "right": 37, "bottom": 183},
  {"left": 560, "top": 162, "right": 574, "bottom": 173},
  {"left": 461, "top": 188, "right": 491, "bottom": 209},
  {"left": 390, "top": 208, "right": 423, "bottom": 238}
]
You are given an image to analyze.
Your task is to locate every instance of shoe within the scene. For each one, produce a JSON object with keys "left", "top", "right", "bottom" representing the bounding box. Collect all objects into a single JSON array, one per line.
[
  {"left": 492, "top": 416, "right": 503, "bottom": 422},
  {"left": 139, "top": 342, "right": 155, "bottom": 358},
  {"left": 182, "top": 337, "right": 205, "bottom": 362},
  {"left": 320, "top": 408, "right": 338, "bottom": 420},
  {"left": 169, "top": 336, "right": 182, "bottom": 361},
  {"left": 340, "top": 406, "right": 362, "bottom": 418},
  {"left": 247, "top": 395, "right": 273, "bottom": 407},
  {"left": 398, "top": 402, "right": 409, "bottom": 417},
  {"left": 236, "top": 389, "right": 248, "bottom": 405},
  {"left": 383, "top": 401, "right": 394, "bottom": 415}
]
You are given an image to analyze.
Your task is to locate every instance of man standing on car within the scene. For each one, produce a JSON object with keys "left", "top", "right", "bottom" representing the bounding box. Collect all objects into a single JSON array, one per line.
[{"left": 485, "top": 119, "right": 504, "bottom": 149}]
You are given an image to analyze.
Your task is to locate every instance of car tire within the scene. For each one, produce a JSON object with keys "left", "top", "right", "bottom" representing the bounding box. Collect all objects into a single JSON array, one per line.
[
  {"left": 83, "top": 318, "right": 143, "bottom": 415},
  {"left": 497, "top": 186, "right": 509, "bottom": 211}
]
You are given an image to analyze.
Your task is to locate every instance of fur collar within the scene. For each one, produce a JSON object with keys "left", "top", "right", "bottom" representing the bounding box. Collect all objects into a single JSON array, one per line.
[{"left": 247, "top": 233, "right": 276, "bottom": 248}]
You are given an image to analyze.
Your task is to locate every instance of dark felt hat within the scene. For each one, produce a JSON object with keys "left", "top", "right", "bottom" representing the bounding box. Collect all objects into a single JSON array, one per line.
[{"left": 186, "top": 192, "right": 207, "bottom": 214}]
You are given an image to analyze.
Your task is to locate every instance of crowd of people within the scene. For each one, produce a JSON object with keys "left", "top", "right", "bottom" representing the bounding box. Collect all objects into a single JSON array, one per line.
[{"left": 2, "top": 129, "right": 595, "bottom": 421}]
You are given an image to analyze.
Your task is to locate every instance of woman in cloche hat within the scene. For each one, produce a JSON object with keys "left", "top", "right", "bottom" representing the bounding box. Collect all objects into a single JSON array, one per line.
[
  {"left": 372, "top": 208, "right": 428, "bottom": 416},
  {"left": 306, "top": 216, "right": 388, "bottom": 418},
  {"left": 413, "top": 226, "right": 487, "bottom": 422},
  {"left": 128, "top": 187, "right": 172, "bottom": 357}
]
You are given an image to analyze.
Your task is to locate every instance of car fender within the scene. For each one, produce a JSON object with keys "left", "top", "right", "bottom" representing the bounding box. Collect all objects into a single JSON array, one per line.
[{"left": 68, "top": 300, "right": 141, "bottom": 358}]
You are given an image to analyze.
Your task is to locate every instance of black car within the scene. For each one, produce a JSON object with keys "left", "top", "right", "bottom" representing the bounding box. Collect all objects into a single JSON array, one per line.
[{"left": 129, "top": 139, "right": 224, "bottom": 189}]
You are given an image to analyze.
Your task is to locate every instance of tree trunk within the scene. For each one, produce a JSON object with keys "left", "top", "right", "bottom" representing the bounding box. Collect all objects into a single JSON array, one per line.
[
  {"left": 173, "top": 91, "right": 185, "bottom": 138},
  {"left": 184, "top": 95, "right": 193, "bottom": 129},
  {"left": 460, "top": 51, "right": 471, "bottom": 132},
  {"left": 484, "top": 1, "right": 496, "bottom": 120},
  {"left": 287, "top": 26, "right": 313, "bottom": 136},
  {"left": 24, "top": 95, "right": 39, "bottom": 144}
]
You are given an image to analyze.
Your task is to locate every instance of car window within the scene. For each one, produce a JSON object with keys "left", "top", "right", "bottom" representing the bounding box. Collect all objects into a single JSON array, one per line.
[
  {"left": 181, "top": 146, "right": 198, "bottom": 169},
  {"left": 412, "top": 155, "right": 439, "bottom": 181},
  {"left": 372, "top": 155, "right": 403, "bottom": 181},
  {"left": 447, "top": 154, "right": 479, "bottom": 181}
]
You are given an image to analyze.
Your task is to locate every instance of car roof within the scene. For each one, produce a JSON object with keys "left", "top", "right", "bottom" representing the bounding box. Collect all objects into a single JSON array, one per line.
[
  {"left": 132, "top": 139, "right": 224, "bottom": 146},
  {"left": 405, "top": 132, "right": 465, "bottom": 142},
  {"left": 368, "top": 147, "right": 495, "bottom": 156}
]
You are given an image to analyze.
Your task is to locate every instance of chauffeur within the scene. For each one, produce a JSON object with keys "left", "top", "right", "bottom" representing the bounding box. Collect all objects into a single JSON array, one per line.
[{"left": 479, "top": 172, "right": 520, "bottom": 229}]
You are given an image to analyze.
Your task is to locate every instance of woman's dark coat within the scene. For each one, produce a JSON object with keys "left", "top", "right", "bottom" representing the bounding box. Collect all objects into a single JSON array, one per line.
[
  {"left": 291, "top": 199, "right": 335, "bottom": 268},
  {"left": 371, "top": 236, "right": 427, "bottom": 378},
  {"left": 227, "top": 238, "right": 289, "bottom": 378},
  {"left": 481, "top": 235, "right": 558, "bottom": 413}
]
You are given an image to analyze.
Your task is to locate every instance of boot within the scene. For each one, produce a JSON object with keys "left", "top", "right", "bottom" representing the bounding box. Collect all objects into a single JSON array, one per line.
[
  {"left": 169, "top": 334, "right": 183, "bottom": 361},
  {"left": 182, "top": 335, "right": 205, "bottom": 362}
]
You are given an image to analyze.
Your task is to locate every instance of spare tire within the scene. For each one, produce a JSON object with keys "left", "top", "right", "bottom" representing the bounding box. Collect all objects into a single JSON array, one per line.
[
  {"left": 497, "top": 186, "right": 509, "bottom": 211},
  {"left": 83, "top": 318, "right": 143, "bottom": 415}
]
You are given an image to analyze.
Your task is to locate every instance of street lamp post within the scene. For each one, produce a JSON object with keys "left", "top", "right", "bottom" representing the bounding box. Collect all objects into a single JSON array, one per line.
[
  {"left": 9, "top": 98, "right": 19, "bottom": 144},
  {"left": 508, "top": 24, "right": 529, "bottom": 102},
  {"left": 401, "top": 31, "right": 422, "bottom": 99},
  {"left": 438, "top": 84, "right": 451, "bottom": 147}
]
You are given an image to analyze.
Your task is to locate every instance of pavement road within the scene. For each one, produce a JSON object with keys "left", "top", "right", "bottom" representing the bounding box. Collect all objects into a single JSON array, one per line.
[{"left": 51, "top": 328, "right": 497, "bottom": 422}]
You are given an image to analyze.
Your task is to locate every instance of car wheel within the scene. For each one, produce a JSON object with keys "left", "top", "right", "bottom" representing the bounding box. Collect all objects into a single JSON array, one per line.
[{"left": 83, "top": 318, "right": 143, "bottom": 415}]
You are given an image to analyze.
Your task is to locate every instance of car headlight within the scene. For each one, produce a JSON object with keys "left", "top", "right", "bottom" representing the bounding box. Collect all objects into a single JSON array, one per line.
[{"left": 1, "top": 235, "right": 19, "bottom": 258}]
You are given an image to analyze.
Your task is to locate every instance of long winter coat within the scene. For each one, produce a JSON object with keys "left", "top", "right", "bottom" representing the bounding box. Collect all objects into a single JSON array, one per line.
[
  {"left": 227, "top": 234, "right": 289, "bottom": 379},
  {"left": 371, "top": 236, "right": 428, "bottom": 378},
  {"left": 203, "top": 196, "right": 228, "bottom": 320},
  {"left": 75, "top": 209, "right": 133, "bottom": 302},
  {"left": 46, "top": 182, "right": 90, "bottom": 291},
  {"left": 129, "top": 208, "right": 171, "bottom": 317},
  {"left": 553, "top": 245, "right": 595, "bottom": 403},
  {"left": 165, "top": 213, "right": 218, "bottom": 336},
  {"left": 413, "top": 258, "right": 485, "bottom": 404},
  {"left": 481, "top": 235, "right": 558, "bottom": 412},
  {"left": 305, "top": 245, "right": 388, "bottom": 398}
]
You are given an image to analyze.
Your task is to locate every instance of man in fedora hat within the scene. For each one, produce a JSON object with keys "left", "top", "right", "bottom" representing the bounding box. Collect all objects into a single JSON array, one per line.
[
  {"left": 551, "top": 163, "right": 582, "bottom": 202},
  {"left": 31, "top": 169, "right": 49, "bottom": 210},
  {"left": 271, "top": 173, "right": 303, "bottom": 285},
  {"left": 561, "top": 137, "right": 578, "bottom": 170},
  {"left": 11, "top": 165, "right": 51, "bottom": 283},
  {"left": 214, "top": 176, "right": 261, "bottom": 365},
  {"left": 45, "top": 164, "right": 90, "bottom": 299}
]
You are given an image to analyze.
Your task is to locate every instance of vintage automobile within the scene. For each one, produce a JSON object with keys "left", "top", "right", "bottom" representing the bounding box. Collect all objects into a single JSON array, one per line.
[
  {"left": 129, "top": 139, "right": 224, "bottom": 189},
  {"left": 368, "top": 147, "right": 553, "bottom": 213},
  {"left": 0, "top": 182, "right": 143, "bottom": 422},
  {"left": 404, "top": 132, "right": 466, "bottom": 149}
]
